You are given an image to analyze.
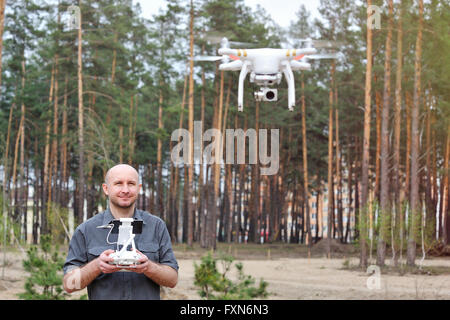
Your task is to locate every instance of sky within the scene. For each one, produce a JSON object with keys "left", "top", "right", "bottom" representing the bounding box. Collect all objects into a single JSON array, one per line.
[{"left": 135, "top": 0, "right": 320, "bottom": 28}]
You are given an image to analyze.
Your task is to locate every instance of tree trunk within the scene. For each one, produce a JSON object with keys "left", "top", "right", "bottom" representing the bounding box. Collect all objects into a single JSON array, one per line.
[
  {"left": 77, "top": 0, "right": 85, "bottom": 225},
  {"left": 251, "top": 101, "right": 260, "bottom": 243},
  {"left": 424, "top": 86, "right": 435, "bottom": 242},
  {"left": 60, "top": 74, "right": 69, "bottom": 208},
  {"left": 407, "top": 0, "right": 423, "bottom": 267},
  {"left": 327, "top": 63, "right": 335, "bottom": 258},
  {"left": 86, "top": 87, "right": 96, "bottom": 220},
  {"left": 345, "top": 137, "right": 353, "bottom": 243},
  {"left": 335, "top": 104, "right": 343, "bottom": 243},
  {"left": 235, "top": 115, "right": 247, "bottom": 244},
  {"left": 290, "top": 181, "right": 297, "bottom": 243},
  {"left": 198, "top": 62, "right": 206, "bottom": 245},
  {"left": 301, "top": 76, "right": 312, "bottom": 256},
  {"left": 182, "top": 165, "right": 188, "bottom": 243},
  {"left": 33, "top": 139, "right": 39, "bottom": 244},
  {"left": 223, "top": 78, "right": 233, "bottom": 243},
  {"left": 186, "top": 0, "right": 195, "bottom": 246},
  {"left": 173, "top": 69, "right": 188, "bottom": 244},
  {"left": 374, "top": 80, "right": 381, "bottom": 202},
  {"left": 42, "top": 64, "right": 55, "bottom": 235},
  {"left": 431, "top": 110, "right": 438, "bottom": 236},
  {"left": 24, "top": 154, "right": 29, "bottom": 241},
  {"left": 316, "top": 189, "right": 321, "bottom": 243},
  {"left": 354, "top": 136, "right": 361, "bottom": 241},
  {"left": 377, "top": 0, "right": 393, "bottom": 267},
  {"left": 3, "top": 100, "right": 14, "bottom": 247},
  {"left": 280, "top": 128, "right": 292, "bottom": 243},
  {"left": 148, "top": 164, "right": 155, "bottom": 214},
  {"left": 11, "top": 113, "right": 23, "bottom": 224},
  {"left": 392, "top": 0, "right": 403, "bottom": 266},
  {"left": 157, "top": 88, "right": 164, "bottom": 220},
  {"left": 49, "top": 55, "right": 59, "bottom": 206},
  {"left": 4, "top": 102, "right": 14, "bottom": 181},
  {"left": 233, "top": 134, "right": 240, "bottom": 243},
  {"left": 404, "top": 90, "right": 412, "bottom": 201},
  {"left": 360, "top": 0, "right": 373, "bottom": 268},
  {"left": 19, "top": 60, "right": 26, "bottom": 239},
  {"left": 208, "top": 69, "right": 225, "bottom": 248}
]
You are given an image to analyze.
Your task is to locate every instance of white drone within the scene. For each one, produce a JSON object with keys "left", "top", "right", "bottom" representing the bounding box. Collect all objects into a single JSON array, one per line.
[{"left": 195, "top": 37, "right": 339, "bottom": 112}]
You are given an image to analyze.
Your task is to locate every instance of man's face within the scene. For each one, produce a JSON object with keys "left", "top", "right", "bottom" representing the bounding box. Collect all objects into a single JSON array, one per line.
[{"left": 102, "top": 165, "right": 141, "bottom": 209}]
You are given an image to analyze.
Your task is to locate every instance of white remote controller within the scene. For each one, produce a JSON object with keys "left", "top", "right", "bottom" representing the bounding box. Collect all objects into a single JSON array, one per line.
[{"left": 109, "top": 250, "right": 142, "bottom": 267}]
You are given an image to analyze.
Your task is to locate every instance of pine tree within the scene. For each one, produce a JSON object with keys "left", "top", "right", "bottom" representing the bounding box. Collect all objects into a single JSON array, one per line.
[{"left": 18, "top": 234, "right": 68, "bottom": 300}]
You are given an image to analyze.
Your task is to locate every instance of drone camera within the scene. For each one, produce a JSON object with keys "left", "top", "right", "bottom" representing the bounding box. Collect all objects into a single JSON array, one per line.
[{"left": 254, "top": 88, "right": 277, "bottom": 102}]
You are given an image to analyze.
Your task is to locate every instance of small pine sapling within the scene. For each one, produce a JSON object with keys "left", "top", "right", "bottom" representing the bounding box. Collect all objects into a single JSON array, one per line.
[{"left": 18, "top": 234, "right": 68, "bottom": 300}]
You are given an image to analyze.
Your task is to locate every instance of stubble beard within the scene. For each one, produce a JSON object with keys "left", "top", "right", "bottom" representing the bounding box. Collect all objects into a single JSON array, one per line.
[{"left": 110, "top": 196, "right": 136, "bottom": 210}]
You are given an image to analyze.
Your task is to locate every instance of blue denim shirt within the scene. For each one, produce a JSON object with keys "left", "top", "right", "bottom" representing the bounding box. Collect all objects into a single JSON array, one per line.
[{"left": 63, "top": 209, "right": 178, "bottom": 300}]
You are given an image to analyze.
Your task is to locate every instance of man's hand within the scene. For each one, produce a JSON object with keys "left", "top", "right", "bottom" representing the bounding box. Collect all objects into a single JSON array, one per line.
[
  {"left": 97, "top": 249, "right": 122, "bottom": 274},
  {"left": 130, "top": 250, "right": 153, "bottom": 274},
  {"left": 130, "top": 250, "right": 178, "bottom": 288},
  {"left": 63, "top": 251, "right": 117, "bottom": 294}
]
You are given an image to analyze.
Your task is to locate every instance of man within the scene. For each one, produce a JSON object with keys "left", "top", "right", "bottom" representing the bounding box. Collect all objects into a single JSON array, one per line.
[{"left": 63, "top": 164, "right": 178, "bottom": 300}]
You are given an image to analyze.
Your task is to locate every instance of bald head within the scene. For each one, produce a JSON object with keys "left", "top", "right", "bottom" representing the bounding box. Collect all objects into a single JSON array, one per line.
[{"left": 104, "top": 164, "right": 139, "bottom": 185}]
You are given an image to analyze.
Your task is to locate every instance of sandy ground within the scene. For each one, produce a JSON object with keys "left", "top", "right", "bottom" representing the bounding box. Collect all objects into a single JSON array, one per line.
[
  {"left": 1, "top": 248, "right": 449, "bottom": 300},
  {"left": 162, "top": 257, "right": 450, "bottom": 300}
]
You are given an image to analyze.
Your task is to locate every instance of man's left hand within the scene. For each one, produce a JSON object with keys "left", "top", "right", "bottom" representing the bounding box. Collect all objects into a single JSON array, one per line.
[
  {"left": 131, "top": 250, "right": 154, "bottom": 274},
  {"left": 129, "top": 250, "right": 178, "bottom": 288}
]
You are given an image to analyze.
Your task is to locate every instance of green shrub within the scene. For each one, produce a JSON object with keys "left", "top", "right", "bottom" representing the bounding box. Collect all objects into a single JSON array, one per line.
[
  {"left": 194, "top": 252, "right": 268, "bottom": 300},
  {"left": 18, "top": 234, "right": 68, "bottom": 300}
]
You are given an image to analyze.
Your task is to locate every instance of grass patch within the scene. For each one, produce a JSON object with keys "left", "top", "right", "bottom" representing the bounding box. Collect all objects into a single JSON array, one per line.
[
  {"left": 172, "top": 241, "right": 358, "bottom": 260},
  {"left": 340, "top": 260, "right": 450, "bottom": 276}
]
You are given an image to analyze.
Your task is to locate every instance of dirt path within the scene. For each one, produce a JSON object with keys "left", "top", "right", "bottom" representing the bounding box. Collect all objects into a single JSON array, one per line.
[{"left": 1, "top": 250, "right": 449, "bottom": 300}]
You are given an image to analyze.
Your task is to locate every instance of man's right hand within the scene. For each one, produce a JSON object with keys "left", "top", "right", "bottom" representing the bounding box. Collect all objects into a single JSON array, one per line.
[
  {"left": 97, "top": 249, "right": 122, "bottom": 274},
  {"left": 64, "top": 250, "right": 120, "bottom": 293}
]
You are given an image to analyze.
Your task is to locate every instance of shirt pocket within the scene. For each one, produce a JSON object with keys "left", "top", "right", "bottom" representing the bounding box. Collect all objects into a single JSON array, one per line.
[
  {"left": 138, "top": 243, "right": 160, "bottom": 263},
  {"left": 87, "top": 246, "right": 110, "bottom": 262}
]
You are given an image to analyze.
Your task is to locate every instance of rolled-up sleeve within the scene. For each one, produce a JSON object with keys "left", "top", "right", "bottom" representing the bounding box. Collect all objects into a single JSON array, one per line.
[
  {"left": 157, "top": 221, "right": 179, "bottom": 272},
  {"left": 63, "top": 226, "right": 88, "bottom": 275}
]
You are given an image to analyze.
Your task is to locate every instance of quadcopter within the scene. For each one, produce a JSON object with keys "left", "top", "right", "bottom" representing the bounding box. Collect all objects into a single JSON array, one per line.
[{"left": 194, "top": 37, "right": 340, "bottom": 112}]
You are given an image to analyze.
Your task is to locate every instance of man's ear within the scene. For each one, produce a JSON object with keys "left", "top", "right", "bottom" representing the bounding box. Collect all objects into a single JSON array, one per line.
[{"left": 102, "top": 183, "right": 109, "bottom": 196}]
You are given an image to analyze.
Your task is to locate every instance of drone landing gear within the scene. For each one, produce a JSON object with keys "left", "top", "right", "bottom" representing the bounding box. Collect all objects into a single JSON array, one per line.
[
  {"left": 281, "top": 61, "right": 295, "bottom": 111},
  {"left": 237, "top": 61, "right": 251, "bottom": 112}
]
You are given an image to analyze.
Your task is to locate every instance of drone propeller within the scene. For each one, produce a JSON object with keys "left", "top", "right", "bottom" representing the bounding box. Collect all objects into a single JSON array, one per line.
[
  {"left": 304, "top": 53, "right": 341, "bottom": 60},
  {"left": 202, "top": 29, "right": 255, "bottom": 47},
  {"left": 192, "top": 37, "right": 244, "bottom": 63},
  {"left": 295, "top": 38, "right": 343, "bottom": 48},
  {"left": 205, "top": 36, "right": 253, "bottom": 48},
  {"left": 192, "top": 55, "right": 224, "bottom": 62}
]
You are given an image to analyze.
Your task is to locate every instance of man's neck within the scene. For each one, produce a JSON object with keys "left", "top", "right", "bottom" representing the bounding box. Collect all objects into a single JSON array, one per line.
[{"left": 109, "top": 203, "right": 136, "bottom": 219}]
